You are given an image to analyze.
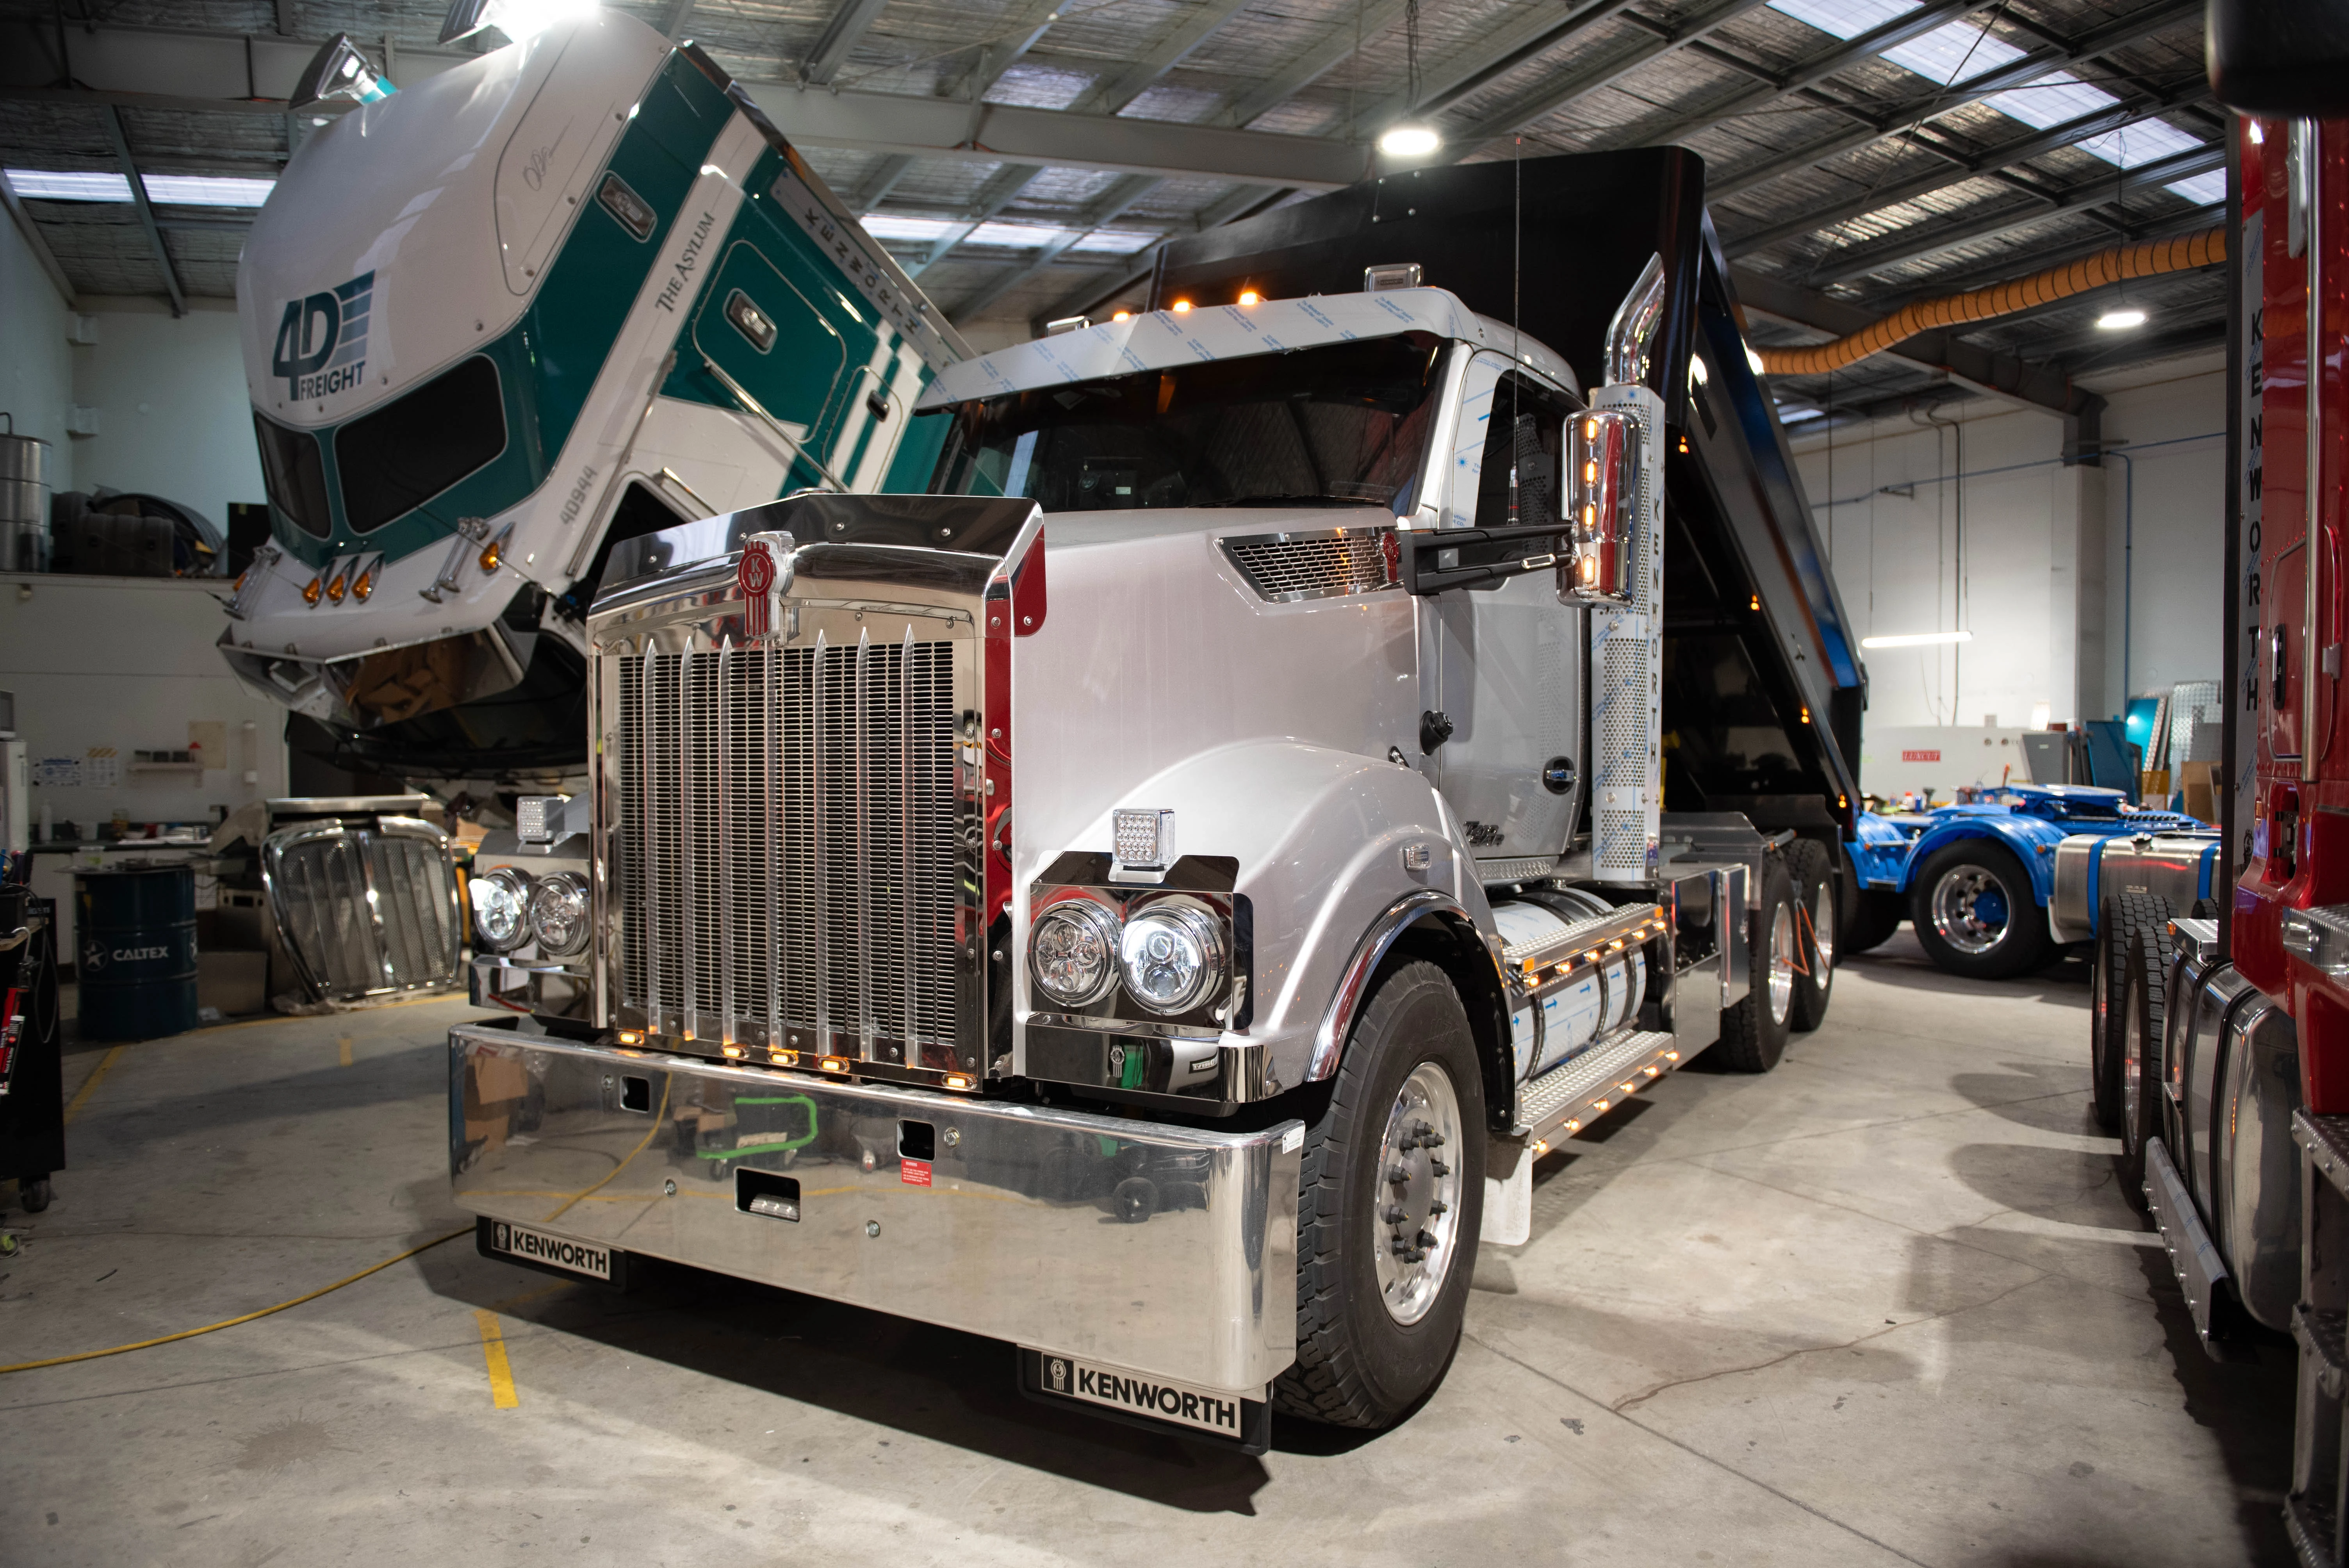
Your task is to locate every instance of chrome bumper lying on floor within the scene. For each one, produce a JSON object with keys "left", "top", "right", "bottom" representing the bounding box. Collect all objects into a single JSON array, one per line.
[{"left": 449, "top": 1020, "right": 1301, "bottom": 1397}]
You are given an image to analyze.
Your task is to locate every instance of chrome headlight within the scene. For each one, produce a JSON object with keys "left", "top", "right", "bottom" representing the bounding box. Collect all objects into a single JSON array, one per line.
[
  {"left": 526, "top": 871, "right": 592, "bottom": 958},
  {"left": 469, "top": 866, "right": 530, "bottom": 952},
  {"left": 1117, "top": 897, "right": 1225, "bottom": 1016},
  {"left": 1030, "top": 899, "right": 1121, "bottom": 1007}
]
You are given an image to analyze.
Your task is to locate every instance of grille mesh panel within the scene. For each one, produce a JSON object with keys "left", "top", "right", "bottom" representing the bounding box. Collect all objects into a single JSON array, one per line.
[
  {"left": 1221, "top": 529, "right": 1397, "bottom": 601},
  {"left": 269, "top": 828, "right": 461, "bottom": 1000},
  {"left": 616, "top": 640, "right": 960, "bottom": 1057}
]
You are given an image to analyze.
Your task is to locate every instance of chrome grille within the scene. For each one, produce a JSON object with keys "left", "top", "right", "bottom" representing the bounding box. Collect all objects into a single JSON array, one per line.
[
  {"left": 615, "top": 637, "right": 961, "bottom": 1062},
  {"left": 263, "top": 821, "right": 462, "bottom": 1001},
  {"left": 1220, "top": 527, "right": 1398, "bottom": 602}
]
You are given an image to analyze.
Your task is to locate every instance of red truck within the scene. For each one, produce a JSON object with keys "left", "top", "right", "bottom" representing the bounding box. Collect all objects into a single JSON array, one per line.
[{"left": 2081, "top": 4, "right": 2349, "bottom": 1556}]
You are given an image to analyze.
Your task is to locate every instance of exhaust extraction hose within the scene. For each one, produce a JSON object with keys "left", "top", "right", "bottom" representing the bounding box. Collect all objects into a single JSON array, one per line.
[{"left": 1754, "top": 225, "right": 2227, "bottom": 377}]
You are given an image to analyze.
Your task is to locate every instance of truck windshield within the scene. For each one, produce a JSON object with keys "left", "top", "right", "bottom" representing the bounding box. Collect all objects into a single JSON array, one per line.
[{"left": 927, "top": 333, "right": 1447, "bottom": 513}]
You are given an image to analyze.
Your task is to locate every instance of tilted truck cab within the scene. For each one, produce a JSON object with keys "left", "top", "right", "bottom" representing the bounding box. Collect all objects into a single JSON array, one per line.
[
  {"left": 453, "top": 150, "right": 1869, "bottom": 1444},
  {"left": 219, "top": 12, "right": 961, "bottom": 788}
]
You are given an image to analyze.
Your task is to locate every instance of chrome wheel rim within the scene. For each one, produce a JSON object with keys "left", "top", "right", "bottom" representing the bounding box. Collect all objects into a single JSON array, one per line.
[
  {"left": 1930, "top": 865, "right": 2011, "bottom": 955},
  {"left": 1372, "top": 1061, "right": 1465, "bottom": 1326},
  {"left": 1811, "top": 883, "right": 1836, "bottom": 978},
  {"left": 1768, "top": 900, "right": 1797, "bottom": 1026}
]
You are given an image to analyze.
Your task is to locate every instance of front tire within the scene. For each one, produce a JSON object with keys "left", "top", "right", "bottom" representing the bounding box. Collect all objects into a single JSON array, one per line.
[
  {"left": 1274, "top": 959, "right": 1485, "bottom": 1429},
  {"left": 1909, "top": 841, "right": 2051, "bottom": 979}
]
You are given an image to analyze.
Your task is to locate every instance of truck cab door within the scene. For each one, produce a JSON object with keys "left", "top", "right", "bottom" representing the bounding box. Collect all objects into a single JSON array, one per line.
[
  {"left": 1424, "top": 351, "right": 1583, "bottom": 872},
  {"left": 690, "top": 241, "right": 866, "bottom": 487}
]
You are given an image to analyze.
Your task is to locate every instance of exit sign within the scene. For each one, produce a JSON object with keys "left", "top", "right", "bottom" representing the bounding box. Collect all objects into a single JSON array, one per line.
[{"left": 1902, "top": 749, "right": 1942, "bottom": 763}]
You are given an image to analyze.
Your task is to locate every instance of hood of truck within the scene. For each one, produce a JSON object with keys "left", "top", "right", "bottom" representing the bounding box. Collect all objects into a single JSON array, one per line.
[{"left": 237, "top": 14, "right": 670, "bottom": 430}]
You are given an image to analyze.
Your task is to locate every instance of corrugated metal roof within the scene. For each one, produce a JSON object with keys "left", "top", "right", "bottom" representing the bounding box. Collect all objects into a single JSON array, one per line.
[{"left": 0, "top": 0, "right": 2225, "bottom": 397}]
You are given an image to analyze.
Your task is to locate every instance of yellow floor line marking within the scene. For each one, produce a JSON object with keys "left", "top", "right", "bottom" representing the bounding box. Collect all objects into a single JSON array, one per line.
[
  {"left": 338, "top": 1036, "right": 354, "bottom": 1067},
  {"left": 474, "top": 1310, "right": 520, "bottom": 1408},
  {"left": 61, "top": 1045, "right": 124, "bottom": 1125}
]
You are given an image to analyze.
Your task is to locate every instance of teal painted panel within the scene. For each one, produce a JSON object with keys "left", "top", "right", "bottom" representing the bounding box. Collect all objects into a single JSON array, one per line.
[
  {"left": 269, "top": 52, "right": 726, "bottom": 570},
  {"left": 882, "top": 410, "right": 953, "bottom": 494}
]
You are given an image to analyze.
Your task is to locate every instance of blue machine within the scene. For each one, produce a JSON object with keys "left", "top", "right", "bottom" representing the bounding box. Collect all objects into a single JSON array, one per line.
[{"left": 1842, "top": 784, "right": 2204, "bottom": 979}]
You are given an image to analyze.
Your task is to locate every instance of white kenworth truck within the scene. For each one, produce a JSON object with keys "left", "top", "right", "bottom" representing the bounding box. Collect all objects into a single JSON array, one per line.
[
  {"left": 454, "top": 153, "right": 1872, "bottom": 1446},
  {"left": 219, "top": 11, "right": 963, "bottom": 795}
]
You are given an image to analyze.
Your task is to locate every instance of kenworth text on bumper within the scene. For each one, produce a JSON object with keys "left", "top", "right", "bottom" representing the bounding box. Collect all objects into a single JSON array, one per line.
[{"left": 455, "top": 146, "right": 1872, "bottom": 1444}]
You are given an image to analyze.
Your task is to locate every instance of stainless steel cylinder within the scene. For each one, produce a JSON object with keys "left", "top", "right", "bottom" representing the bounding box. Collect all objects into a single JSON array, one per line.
[{"left": 0, "top": 430, "right": 53, "bottom": 573}]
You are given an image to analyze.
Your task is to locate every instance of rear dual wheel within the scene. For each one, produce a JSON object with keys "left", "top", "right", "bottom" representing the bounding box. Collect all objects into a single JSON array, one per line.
[
  {"left": 1716, "top": 855, "right": 1798, "bottom": 1072},
  {"left": 1782, "top": 839, "right": 1837, "bottom": 1033}
]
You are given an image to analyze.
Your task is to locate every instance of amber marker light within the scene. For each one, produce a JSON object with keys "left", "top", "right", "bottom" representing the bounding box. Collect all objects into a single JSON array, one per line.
[
  {"left": 821, "top": 1055, "right": 850, "bottom": 1073},
  {"left": 943, "top": 1073, "right": 976, "bottom": 1091},
  {"left": 301, "top": 574, "right": 323, "bottom": 606},
  {"left": 352, "top": 563, "right": 377, "bottom": 602},
  {"left": 479, "top": 538, "right": 503, "bottom": 573},
  {"left": 1237, "top": 289, "right": 1261, "bottom": 305},
  {"left": 1112, "top": 310, "right": 1132, "bottom": 322},
  {"left": 721, "top": 1044, "right": 746, "bottom": 1059},
  {"left": 1171, "top": 299, "right": 1192, "bottom": 313},
  {"left": 617, "top": 1030, "right": 643, "bottom": 1045}
]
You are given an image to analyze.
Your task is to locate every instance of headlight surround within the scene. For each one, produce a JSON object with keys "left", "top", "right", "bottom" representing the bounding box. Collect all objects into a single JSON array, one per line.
[
  {"left": 469, "top": 866, "right": 530, "bottom": 952},
  {"left": 526, "top": 870, "right": 592, "bottom": 957},
  {"left": 1030, "top": 898, "right": 1121, "bottom": 1007},
  {"left": 1117, "top": 896, "right": 1226, "bottom": 1016}
]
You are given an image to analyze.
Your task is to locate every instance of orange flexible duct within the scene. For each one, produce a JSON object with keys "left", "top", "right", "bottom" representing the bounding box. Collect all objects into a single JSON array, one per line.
[{"left": 1754, "top": 225, "right": 2227, "bottom": 376}]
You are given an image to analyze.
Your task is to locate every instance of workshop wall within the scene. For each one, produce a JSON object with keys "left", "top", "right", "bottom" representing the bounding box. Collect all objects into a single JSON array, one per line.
[
  {"left": 1791, "top": 349, "right": 2224, "bottom": 733},
  {"left": 67, "top": 298, "right": 265, "bottom": 532},
  {"left": 1, "top": 574, "right": 291, "bottom": 839},
  {"left": 1, "top": 213, "right": 75, "bottom": 493}
]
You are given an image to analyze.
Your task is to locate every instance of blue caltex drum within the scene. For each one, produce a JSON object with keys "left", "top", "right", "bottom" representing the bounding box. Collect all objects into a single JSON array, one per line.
[{"left": 74, "top": 866, "right": 199, "bottom": 1042}]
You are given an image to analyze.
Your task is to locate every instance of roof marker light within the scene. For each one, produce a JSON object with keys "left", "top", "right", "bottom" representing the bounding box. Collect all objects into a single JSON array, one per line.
[
  {"left": 1237, "top": 289, "right": 1261, "bottom": 305},
  {"left": 1171, "top": 299, "right": 1192, "bottom": 313}
]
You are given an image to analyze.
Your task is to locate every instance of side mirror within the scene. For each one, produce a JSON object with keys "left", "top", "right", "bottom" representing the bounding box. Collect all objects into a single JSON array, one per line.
[
  {"left": 1562, "top": 409, "right": 1641, "bottom": 605},
  {"left": 2207, "top": 0, "right": 2349, "bottom": 116},
  {"left": 290, "top": 34, "right": 395, "bottom": 112}
]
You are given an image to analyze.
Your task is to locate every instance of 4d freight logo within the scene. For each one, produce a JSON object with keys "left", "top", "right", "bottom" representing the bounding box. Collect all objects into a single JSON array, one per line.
[{"left": 273, "top": 271, "right": 374, "bottom": 400}]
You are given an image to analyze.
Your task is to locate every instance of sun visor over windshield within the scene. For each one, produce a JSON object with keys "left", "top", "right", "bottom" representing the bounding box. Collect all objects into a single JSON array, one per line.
[
  {"left": 1150, "top": 149, "right": 1707, "bottom": 423},
  {"left": 599, "top": 492, "right": 1039, "bottom": 597}
]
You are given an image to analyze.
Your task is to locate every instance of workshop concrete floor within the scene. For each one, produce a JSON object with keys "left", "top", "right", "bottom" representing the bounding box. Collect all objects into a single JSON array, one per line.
[{"left": 0, "top": 934, "right": 2297, "bottom": 1568}]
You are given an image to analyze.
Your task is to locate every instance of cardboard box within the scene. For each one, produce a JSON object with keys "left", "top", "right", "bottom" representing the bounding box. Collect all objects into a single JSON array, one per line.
[
  {"left": 2180, "top": 760, "right": 2221, "bottom": 824},
  {"left": 198, "top": 950, "right": 270, "bottom": 1016}
]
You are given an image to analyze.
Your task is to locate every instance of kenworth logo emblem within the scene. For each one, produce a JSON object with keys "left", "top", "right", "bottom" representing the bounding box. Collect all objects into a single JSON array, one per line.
[
  {"left": 738, "top": 540, "right": 777, "bottom": 637},
  {"left": 272, "top": 271, "right": 374, "bottom": 400}
]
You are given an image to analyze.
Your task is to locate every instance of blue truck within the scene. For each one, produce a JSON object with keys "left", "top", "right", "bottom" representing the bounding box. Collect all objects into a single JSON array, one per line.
[{"left": 1841, "top": 784, "right": 2210, "bottom": 978}]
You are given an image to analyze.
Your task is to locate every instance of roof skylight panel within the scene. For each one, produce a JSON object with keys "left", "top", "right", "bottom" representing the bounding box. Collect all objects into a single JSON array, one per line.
[
  {"left": 141, "top": 173, "right": 276, "bottom": 207},
  {"left": 1766, "top": 1, "right": 2223, "bottom": 214},
  {"left": 6, "top": 169, "right": 132, "bottom": 201}
]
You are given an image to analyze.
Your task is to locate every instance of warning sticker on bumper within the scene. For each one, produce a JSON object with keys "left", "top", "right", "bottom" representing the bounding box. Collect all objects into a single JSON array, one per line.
[{"left": 487, "top": 1220, "right": 611, "bottom": 1281}]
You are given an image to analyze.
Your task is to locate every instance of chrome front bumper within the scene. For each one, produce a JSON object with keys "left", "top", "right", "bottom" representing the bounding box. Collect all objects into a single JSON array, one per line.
[{"left": 449, "top": 1020, "right": 1300, "bottom": 1394}]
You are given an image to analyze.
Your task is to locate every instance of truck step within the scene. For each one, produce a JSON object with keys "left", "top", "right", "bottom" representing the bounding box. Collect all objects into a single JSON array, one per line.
[
  {"left": 2285, "top": 1491, "right": 2336, "bottom": 1568},
  {"left": 2295, "top": 1109, "right": 2349, "bottom": 1201},
  {"left": 2143, "top": 1136, "right": 2233, "bottom": 1350},
  {"left": 1514, "top": 1028, "right": 1681, "bottom": 1150},
  {"left": 2295, "top": 1304, "right": 2349, "bottom": 1401}
]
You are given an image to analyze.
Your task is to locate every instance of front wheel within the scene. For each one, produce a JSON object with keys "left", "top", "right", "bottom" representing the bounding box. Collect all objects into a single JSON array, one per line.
[
  {"left": 1274, "top": 959, "right": 1485, "bottom": 1429},
  {"left": 1908, "top": 841, "right": 2051, "bottom": 979}
]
